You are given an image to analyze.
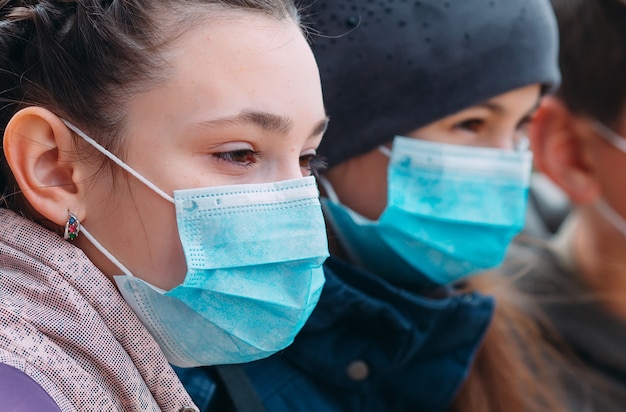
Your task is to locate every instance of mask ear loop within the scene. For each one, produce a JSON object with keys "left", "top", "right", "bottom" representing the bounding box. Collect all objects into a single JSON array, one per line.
[
  {"left": 61, "top": 119, "right": 169, "bottom": 278},
  {"left": 593, "top": 120, "right": 626, "bottom": 153},
  {"left": 317, "top": 175, "right": 341, "bottom": 204},
  {"left": 80, "top": 226, "right": 135, "bottom": 277},
  {"left": 596, "top": 198, "right": 626, "bottom": 240},
  {"left": 592, "top": 122, "right": 626, "bottom": 239},
  {"left": 62, "top": 210, "right": 135, "bottom": 277},
  {"left": 319, "top": 144, "right": 392, "bottom": 204},
  {"left": 62, "top": 119, "right": 175, "bottom": 204},
  {"left": 378, "top": 145, "right": 391, "bottom": 157}
]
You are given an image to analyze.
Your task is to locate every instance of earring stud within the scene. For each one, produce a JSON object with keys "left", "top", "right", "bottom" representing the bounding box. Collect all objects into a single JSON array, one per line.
[{"left": 64, "top": 212, "right": 80, "bottom": 240}]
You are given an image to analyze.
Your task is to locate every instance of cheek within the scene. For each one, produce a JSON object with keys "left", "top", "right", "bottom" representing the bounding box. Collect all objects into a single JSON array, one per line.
[
  {"left": 326, "top": 150, "right": 389, "bottom": 220},
  {"left": 110, "top": 180, "right": 188, "bottom": 289},
  {"left": 362, "top": 170, "right": 389, "bottom": 220},
  {"left": 140, "top": 200, "right": 188, "bottom": 289},
  {"left": 598, "top": 157, "right": 626, "bottom": 207}
]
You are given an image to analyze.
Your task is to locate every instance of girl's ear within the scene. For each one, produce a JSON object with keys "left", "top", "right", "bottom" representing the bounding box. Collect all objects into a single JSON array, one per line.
[
  {"left": 530, "top": 96, "right": 600, "bottom": 204},
  {"left": 3, "top": 107, "right": 88, "bottom": 226}
]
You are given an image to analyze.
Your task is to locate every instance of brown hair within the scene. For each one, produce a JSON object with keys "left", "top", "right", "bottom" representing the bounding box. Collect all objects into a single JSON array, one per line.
[
  {"left": 551, "top": 0, "right": 626, "bottom": 128},
  {"left": 451, "top": 272, "right": 566, "bottom": 412},
  {"left": 0, "top": 0, "right": 298, "bottom": 214}
]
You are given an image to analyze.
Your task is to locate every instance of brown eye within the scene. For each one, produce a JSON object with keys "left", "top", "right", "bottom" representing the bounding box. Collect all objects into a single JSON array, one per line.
[
  {"left": 213, "top": 149, "right": 259, "bottom": 167},
  {"left": 516, "top": 116, "right": 532, "bottom": 133},
  {"left": 299, "top": 154, "right": 327, "bottom": 175},
  {"left": 455, "top": 119, "right": 485, "bottom": 133}
]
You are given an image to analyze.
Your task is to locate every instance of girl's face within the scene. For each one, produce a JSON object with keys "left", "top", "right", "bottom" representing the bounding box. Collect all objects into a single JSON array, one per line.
[
  {"left": 75, "top": 15, "right": 327, "bottom": 289},
  {"left": 325, "top": 84, "right": 541, "bottom": 220}
]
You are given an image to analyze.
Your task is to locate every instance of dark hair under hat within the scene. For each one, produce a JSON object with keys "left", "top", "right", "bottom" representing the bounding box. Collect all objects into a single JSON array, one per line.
[{"left": 309, "top": 0, "right": 561, "bottom": 168}]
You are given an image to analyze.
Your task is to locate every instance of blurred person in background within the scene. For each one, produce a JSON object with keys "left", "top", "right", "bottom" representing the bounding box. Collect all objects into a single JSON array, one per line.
[{"left": 508, "top": 0, "right": 626, "bottom": 410}]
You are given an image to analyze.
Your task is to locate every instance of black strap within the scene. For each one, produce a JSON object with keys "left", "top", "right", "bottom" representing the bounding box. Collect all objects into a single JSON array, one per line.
[{"left": 214, "top": 365, "right": 267, "bottom": 412}]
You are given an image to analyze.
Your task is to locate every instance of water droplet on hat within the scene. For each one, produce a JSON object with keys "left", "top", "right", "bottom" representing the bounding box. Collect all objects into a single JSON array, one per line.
[{"left": 346, "top": 16, "right": 359, "bottom": 27}]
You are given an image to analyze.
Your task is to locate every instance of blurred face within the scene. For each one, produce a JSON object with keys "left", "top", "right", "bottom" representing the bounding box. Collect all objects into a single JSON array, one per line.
[
  {"left": 74, "top": 14, "right": 327, "bottom": 289},
  {"left": 588, "top": 114, "right": 626, "bottom": 222},
  {"left": 325, "top": 84, "right": 540, "bottom": 219}
]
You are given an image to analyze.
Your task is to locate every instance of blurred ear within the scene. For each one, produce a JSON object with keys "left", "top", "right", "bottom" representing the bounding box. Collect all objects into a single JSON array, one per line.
[
  {"left": 530, "top": 96, "right": 600, "bottom": 205},
  {"left": 3, "top": 107, "right": 87, "bottom": 226}
]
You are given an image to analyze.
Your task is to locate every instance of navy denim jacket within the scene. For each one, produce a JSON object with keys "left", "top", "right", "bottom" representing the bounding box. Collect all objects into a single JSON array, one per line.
[{"left": 175, "top": 256, "right": 494, "bottom": 412}]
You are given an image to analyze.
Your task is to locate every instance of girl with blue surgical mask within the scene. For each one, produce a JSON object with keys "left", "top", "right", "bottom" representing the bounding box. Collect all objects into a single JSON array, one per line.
[
  {"left": 304, "top": 2, "right": 562, "bottom": 411},
  {"left": 175, "top": 0, "right": 566, "bottom": 411},
  {"left": 304, "top": 1, "right": 562, "bottom": 411},
  {"left": 320, "top": 87, "right": 536, "bottom": 288},
  {"left": 0, "top": 0, "right": 328, "bottom": 410}
]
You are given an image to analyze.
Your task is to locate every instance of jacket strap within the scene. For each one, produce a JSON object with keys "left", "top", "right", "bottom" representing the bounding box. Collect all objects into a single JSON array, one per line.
[{"left": 215, "top": 365, "right": 267, "bottom": 412}]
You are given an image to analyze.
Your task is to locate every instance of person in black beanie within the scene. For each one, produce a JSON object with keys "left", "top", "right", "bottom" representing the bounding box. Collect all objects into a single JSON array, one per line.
[
  {"left": 312, "top": 0, "right": 560, "bottom": 289},
  {"left": 174, "top": 1, "right": 565, "bottom": 411},
  {"left": 313, "top": 0, "right": 559, "bottom": 170}
]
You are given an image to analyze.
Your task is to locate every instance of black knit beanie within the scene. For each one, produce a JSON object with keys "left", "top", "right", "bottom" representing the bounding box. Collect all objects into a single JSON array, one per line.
[{"left": 309, "top": 0, "right": 561, "bottom": 168}]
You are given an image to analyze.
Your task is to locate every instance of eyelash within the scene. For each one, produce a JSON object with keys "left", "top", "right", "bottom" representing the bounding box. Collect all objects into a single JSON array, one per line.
[
  {"left": 516, "top": 116, "right": 532, "bottom": 130},
  {"left": 455, "top": 118, "right": 484, "bottom": 133},
  {"left": 212, "top": 150, "right": 327, "bottom": 174},
  {"left": 300, "top": 154, "right": 327, "bottom": 175},
  {"left": 456, "top": 116, "right": 533, "bottom": 133},
  {"left": 212, "top": 149, "right": 259, "bottom": 167}
]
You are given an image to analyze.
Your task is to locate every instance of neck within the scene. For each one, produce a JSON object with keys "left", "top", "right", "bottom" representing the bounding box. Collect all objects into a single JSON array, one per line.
[{"left": 574, "top": 205, "right": 626, "bottom": 320}]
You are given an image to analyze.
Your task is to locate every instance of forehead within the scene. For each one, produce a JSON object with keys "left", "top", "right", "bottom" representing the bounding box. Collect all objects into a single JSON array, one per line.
[{"left": 124, "top": 13, "right": 324, "bottom": 132}]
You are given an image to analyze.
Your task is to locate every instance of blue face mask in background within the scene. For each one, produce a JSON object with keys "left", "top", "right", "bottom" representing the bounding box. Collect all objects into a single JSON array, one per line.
[
  {"left": 322, "top": 136, "right": 532, "bottom": 286},
  {"left": 63, "top": 120, "right": 329, "bottom": 367}
]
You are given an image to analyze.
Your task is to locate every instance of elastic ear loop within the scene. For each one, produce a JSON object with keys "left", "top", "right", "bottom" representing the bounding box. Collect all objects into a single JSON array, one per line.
[
  {"left": 590, "top": 122, "right": 626, "bottom": 238},
  {"left": 316, "top": 176, "right": 340, "bottom": 204},
  {"left": 596, "top": 198, "right": 626, "bottom": 239},
  {"left": 318, "top": 145, "right": 392, "bottom": 204},
  {"left": 378, "top": 145, "right": 391, "bottom": 157},
  {"left": 61, "top": 119, "right": 176, "bottom": 278},
  {"left": 62, "top": 209, "right": 135, "bottom": 278},
  {"left": 79, "top": 226, "right": 135, "bottom": 277},
  {"left": 593, "top": 121, "right": 626, "bottom": 153},
  {"left": 62, "top": 120, "right": 175, "bottom": 203}
]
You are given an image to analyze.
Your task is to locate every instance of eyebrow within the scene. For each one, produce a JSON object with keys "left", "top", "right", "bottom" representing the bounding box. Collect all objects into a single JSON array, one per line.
[
  {"left": 200, "top": 110, "right": 329, "bottom": 138},
  {"left": 478, "top": 99, "right": 540, "bottom": 118},
  {"left": 477, "top": 102, "right": 505, "bottom": 114},
  {"left": 526, "top": 99, "right": 541, "bottom": 116},
  {"left": 312, "top": 116, "right": 330, "bottom": 138}
]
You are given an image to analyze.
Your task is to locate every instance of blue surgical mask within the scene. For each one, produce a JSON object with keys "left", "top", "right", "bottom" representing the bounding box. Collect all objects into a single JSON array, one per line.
[
  {"left": 63, "top": 120, "right": 328, "bottom": 367},
  {"left": 322, "top": 136, "right": 532, "bottom": 286}
]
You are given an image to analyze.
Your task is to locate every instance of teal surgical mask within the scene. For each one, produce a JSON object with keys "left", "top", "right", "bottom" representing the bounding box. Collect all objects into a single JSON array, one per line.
[
  {"left": 63, "top": 120, "right": 328, "bottom": 367},
  {"left": 322, "top": 136, "right": 532, "bottom": 286}
]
